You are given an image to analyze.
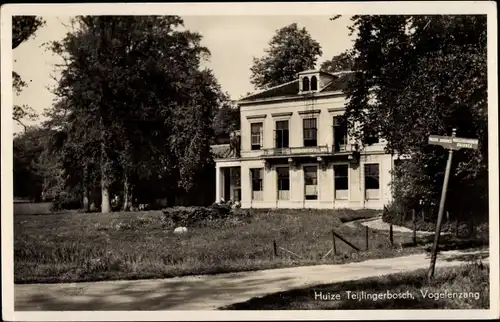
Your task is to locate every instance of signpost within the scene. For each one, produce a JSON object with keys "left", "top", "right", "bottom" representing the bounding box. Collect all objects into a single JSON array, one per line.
[{"left": 427, "top": 129, "right": 479, "bottom": 280}]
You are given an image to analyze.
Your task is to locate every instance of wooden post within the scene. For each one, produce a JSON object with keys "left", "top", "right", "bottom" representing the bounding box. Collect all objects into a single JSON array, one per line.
[
  {"left": 412, "top": 209, "right": 417, "bottom": 246},
  {"left": 428, "top": 129, "right": 456, "bottom": 281},
  {"left": 332, "top": 230, "right": 337, "bottom": 255},
  {"left": 273, "top": 240, "right": 278, "bottom": 258},
  {"left": 389, "top": 223, "right": 394, "bottom": 246},
  {"left": 365, "top": 226, "right": 369, "bottom": 251},
  {"left": 333, "top": 230, "right": 361, "bottom": 252},
  {"left": 455, "top": 219, "right": 460, "bottom": 237}
]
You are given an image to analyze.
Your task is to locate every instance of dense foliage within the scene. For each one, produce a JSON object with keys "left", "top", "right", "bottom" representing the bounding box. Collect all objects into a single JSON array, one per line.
[
  {"left": 41, "top": 16, "right": 227, "bottom": 212},
  {"left": 342, "top": 15, "right": 487, "bottom": 220},
  {"left": 12, "top": 16, "right": 46, "bottom": 130},
  {"left": 250, "top": 23, "right": 322, "bottom": 90}
]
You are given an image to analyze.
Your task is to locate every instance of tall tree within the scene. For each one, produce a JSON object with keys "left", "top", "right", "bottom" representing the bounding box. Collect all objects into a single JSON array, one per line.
[
  {"left": 250, "top": 23, "right": 322, "bottom": 90},
  {"left": 47, "top": 16, "right": 222, "bottom": 212},
  {"left": 320, "top": 50, "right": 355, "bottom": 73},
  {"left": 12, "top": 16, "right": 45, "bottom": 130},
  {"left": 342, "top": 15, "right": 487, "bottom": 218}
]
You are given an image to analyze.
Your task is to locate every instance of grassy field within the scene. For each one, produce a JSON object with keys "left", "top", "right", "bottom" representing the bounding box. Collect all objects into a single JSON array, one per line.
[
  {"left": 223, "top": 263, "right": 490, "bottom": 310},
  {"left": 14, "top": 202, "right": 53, "bottom": 215},
  {"left": 14, "top": 208, "right": 427, "bottom": 284}
]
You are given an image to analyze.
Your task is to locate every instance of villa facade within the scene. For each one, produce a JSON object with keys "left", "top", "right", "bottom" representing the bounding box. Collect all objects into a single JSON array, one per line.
[{"left": 212, "top": 70, "right": 398, "bottom": 210}]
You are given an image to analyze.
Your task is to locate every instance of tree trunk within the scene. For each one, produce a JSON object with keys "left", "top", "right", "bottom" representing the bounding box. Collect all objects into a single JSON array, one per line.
[
  {"left": 122, "top": 173, "right": 130, "bottom": 211},
  {"left": 101, "top": 172, "right": 110, "bottom": 213},
  {"left": 83, "top": 165, "right": 90, "bottom": 212},
  {"left": 100, "top": 140, "right": 111, "bottom": 214}
]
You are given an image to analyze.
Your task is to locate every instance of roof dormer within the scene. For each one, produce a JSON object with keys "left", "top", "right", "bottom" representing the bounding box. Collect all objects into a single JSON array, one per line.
[{"left": 298, "top": 70, "right": 336, "bottom": 94}]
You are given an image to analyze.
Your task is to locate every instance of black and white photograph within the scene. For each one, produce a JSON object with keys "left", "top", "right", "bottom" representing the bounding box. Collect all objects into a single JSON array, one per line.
[{"left": 1, "top": 2, "right": 498, "bottom": 321}]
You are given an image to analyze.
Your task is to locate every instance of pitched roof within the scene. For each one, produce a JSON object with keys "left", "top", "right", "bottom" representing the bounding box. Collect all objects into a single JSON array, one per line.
[
  {"left": 319, "top": 72, "right": 356, "bottom": 93},
  {"left": 239, "top": 70, "right": 356, "bottom": 102}
]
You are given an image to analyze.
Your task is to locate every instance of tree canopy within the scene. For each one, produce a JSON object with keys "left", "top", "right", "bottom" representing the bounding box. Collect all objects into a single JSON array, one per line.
[
  {"left": 342, "top": 15, "right": 487, "bottom": 217},
  {"left": 45, "top": 16, "right": 226, "bottom": 212},
  {"left": 320, "top": 50, "right": 355, "bottom": 73},
  {"left": 12, "top": 16, "right": 46, "bottom": 130},
  {"left": 250, "top": 23, "right": 322, "bottom": 90}
]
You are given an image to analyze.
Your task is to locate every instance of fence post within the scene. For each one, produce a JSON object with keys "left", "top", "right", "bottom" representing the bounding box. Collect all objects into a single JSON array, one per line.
[
  {"left": 412, "top": 209, "right": 417, "bottom": 246},
  {"left": 273, "top": 240, "right": 278, "bottom": 258},
  {"left": 332, "top": 230, "right": 337, "bottom": 255},
  {"left": 365, "top": 226, "right": 369, "bottom": 251},
  {"left": 389, "top": 223, "right": 394, "bottom": 246}
]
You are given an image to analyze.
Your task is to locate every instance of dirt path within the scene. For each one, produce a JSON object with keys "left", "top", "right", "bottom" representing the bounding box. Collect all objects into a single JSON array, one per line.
[
  {"left": 345, "top": 215, "right": 440, "bottom": 236},
  {"left": 15, "top": 249, "right": 488, "bottom": 311}
]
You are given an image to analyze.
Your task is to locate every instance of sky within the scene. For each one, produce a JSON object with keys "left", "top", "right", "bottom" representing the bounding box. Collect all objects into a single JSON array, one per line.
[{"left": 12, "top": 15, "right": 354, "bottom": 133}]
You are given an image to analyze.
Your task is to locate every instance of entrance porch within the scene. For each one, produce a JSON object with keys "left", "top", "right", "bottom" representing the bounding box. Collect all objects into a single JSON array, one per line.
[{"left": 215, "top": 163, "right": 241, "bottom": 202}]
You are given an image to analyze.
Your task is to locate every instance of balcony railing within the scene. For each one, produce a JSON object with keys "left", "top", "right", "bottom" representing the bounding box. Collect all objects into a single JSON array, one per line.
[
  {"left": 262, "top": 144, "right": 358, "bottom": 157},
  {"left": 263, "top": 145, "right": 329, "bottom": 157}
]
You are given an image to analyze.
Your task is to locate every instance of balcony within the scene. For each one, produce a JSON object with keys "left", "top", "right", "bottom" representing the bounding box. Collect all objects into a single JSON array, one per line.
[
  {"left": 262, "top": 145, "right": 330, "bottom": 158},
  {"left": 262, "top": 144, "right": 359, "bottom": 159}
]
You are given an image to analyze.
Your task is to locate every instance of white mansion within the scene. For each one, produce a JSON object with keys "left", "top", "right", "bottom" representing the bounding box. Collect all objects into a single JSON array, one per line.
[{"left": 212, "top": 70, "right": 398, "bottom": 210}]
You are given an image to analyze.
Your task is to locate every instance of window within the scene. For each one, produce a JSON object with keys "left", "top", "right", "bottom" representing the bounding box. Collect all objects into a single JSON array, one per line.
[
  {"left": 365, "top": 132, "right": 380, "bottom": 144},
  {"left": 275, "top": 120, "right": 289, "bottom": 148},
  {"left": 302, "top": 77, "right": 310, "bottom": 91},
  {"left": 310, "top": 76, "right": 318, "bottom": 91},
  {"left": 251, "top": 123, "right": 263, "bottom": 150},
  {"left": 303, "top": 118, "right": 317, "bottom": 147},
  {"left": 334, "top": 164, "right": 348, "bottom": 200},
  {"left": 333, "top": 116, "right": 348, "bottom": 152},
  {"left": 304, "top": 166, "right": 318, "bottom": 200},
  {"left": 277, "top": 167, "right": 290, "bottom": 200},
  {"left": 364, "top": 163, "right": 380, "bottom": 199},
  {"left": 251, "top": 168, "right": 263, "bottom": 200}
]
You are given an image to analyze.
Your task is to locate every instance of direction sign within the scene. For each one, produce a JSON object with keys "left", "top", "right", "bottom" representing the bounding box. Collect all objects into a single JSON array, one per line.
[
  {"left": 427, "top": 129, "right": 479, "bottom": 280},
  {"left": 428, "top": 135, "right": 478, "bottom": 150}
]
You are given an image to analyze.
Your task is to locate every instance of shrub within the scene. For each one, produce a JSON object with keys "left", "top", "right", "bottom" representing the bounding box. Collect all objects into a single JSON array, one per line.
[
  {"left": 51, "top": 192, "right": 81, "bottom": 212},
  {"left": 162, "top": 202, "right": 250, "bottom": 228}
]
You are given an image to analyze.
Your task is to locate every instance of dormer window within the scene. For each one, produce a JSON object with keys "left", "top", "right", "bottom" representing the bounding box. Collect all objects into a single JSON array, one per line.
[
  {"left": 310, "top": 76, "right": 317, "bottom": 91},
  {"left": 298, "top": 70, "right": 336, "bottom": 94},
  {"left": 302, "top": 77, "right": 310, "bottom": 91}
]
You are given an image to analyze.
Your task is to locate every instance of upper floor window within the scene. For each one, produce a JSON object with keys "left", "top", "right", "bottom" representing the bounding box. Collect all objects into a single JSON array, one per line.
[
  {"left": 365, "top": 129, "right": 380, "bottom": 144},
  {"left": 333, "top": 116, "right": 348, "bottom": 152},
  {"left": 251, "top": 122, "right": 263, "bottom": 150},
  {"left": 275, "top": 120, "right": 289, "bottom": 149},
  {"left": 310, "top": 76, "right": 318, "bottom": 91},
  {"left": 302, "top": 77, "right": 310, "bottom": 92},
  {"left": 303, "top": 118, "right": 317, "bottom": 147}
]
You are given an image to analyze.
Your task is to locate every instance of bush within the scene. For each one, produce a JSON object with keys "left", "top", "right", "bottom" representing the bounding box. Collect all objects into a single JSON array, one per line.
[
  {"left": 162, "top": 202, "right": 250, "bottom": 228},
  {"left": 51, "top": 192, "right": 81, "bottom": 212}
]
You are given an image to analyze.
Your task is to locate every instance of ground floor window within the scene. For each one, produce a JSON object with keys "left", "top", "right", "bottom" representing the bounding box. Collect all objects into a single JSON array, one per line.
[
  {"left": 364, "top": 163, "right": 380, "bottom": 199},
  {"left": 334, "top": 164, "right": 348, "bottom": 200},
  {"left": 276, "top": 167, "right": 290, "bottom": 200},
  {"left": 304, "top": 165, "right": 318, "bottom": 200},
  {"left": 251, "top": 168, "right": 263, "bottom": 200}
]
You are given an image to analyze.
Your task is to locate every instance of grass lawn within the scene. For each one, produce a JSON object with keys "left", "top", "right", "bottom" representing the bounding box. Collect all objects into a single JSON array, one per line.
[
  {"left": 14, "top": 202, "right": 53, "bottom": 216},
  {"left": 223, "top": 262, "right": 490, "bottom": 310},
  {"left": 15, "top": 208, "right": 425, "bottom": 284}
]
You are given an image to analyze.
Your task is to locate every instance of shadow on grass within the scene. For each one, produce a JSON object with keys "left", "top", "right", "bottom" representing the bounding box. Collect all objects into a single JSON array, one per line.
[
  {"left": 222, "top": 263, "right": 489, "bottom": 310},
  {"left": 402, "top": 235, "right": 489, "bottom": 252}
]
